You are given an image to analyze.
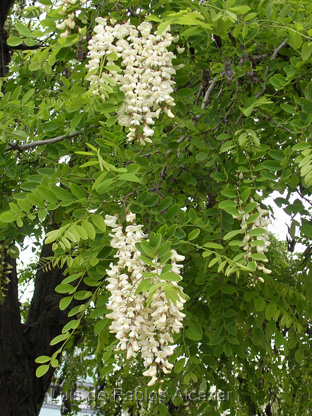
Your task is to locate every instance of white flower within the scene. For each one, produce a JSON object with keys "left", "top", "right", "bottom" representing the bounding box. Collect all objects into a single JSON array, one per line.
[
  {"left": 104, "top": 212, "right": 186, "bottom": 384},
  {"left": 56, "top": 22, "right": 66, "bottom": 31},
  {"left": 104, "top": 214, "right": 118, "bottom": 228},
  {"left": 237, "top": 200, "right": 272, "bottom": 280},
  {"left": 143, "top": 125, "right": 154, "bottom": 137},
  {"left": 85, "top": 19, "right": 176, "bottom": 144},
  {"left": 147, "top": 376, "right": 158, "bottom": 386},
  {"left": 143, "top": 365, "right": 157, "bottom": 377}
]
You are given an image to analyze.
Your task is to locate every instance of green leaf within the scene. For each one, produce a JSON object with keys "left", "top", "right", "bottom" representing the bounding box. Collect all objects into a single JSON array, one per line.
[
  {"left": 266, "top": 303, "right": 277, "bottom": 320},
  {"left": 137, "top": 240, "right": 155, "bottom": 258},
  {"left": 51, "top": 186, "right": 73, "bottom": 201},
  {"left": 7, "top": 36, "right": 22, "bottom": 46},
  {"left": 229, "top": 5, "right": 250, "bottom": 14},
  {"left": 295, "top": 348, "right": 304, "bottom": 364},
  {"left": 95, "top": 178, "right": 114, "bottom": 194},
  {"left": 244, "top": 201, "right": 258, "bottom": 214},
  {"left": 160, "top": 272, "right": 182, "bottom": 282},
  {"left": 35, "top": 355, "right": 51, "bottom": 364},
  {"left": 251, "top": 253, "right": 268, "bottom": 261},
  {"left": 37, "top": 185, "right": 59, "bottom": 203},
  {"left": 221, "top": 189, "right": 237, "bottom": 198},
  {"left": 254, "top": 297, "right": 266, "bottom": 312},
  {"left": 164, "top": 204, "right": 180, "bottom": 220},
  {"left": 188, "top": 229, "right": 200, "bottom": 240},
  {"left": 269, "top": 74, "right": 286, "bottom": 89},
  {"left": 240, "top": 188, "right": 251, "bottom": 203},
  {"left": 157, "top": 21, "right": 171, "bottom": 35},
  {"left": 74, "top": 290, "right": 92, "bottom": 300},
  {"left": 203, "top": 242, "right": 223, "bottom": 250},
  {"left": 301, "top": 224, "right": 312, "bottom": 238},
  {"left": 186, "top": 320, "right": 203, "bottom": 341},
  {"left": 224, "top": 309, "right": 236, "bottom": 317},
  {"left": 50, "top": 332, "right": 70, "bottom": 346},
  {"left": 22, "top": 89, "right": 35, "bottom": 104},
  {"left": 174, "top": 358, "right": 186, "bottom": 373},
  {"left": 0, "top": 211, "right": 15, "bottom": 223},
  {"left": 119, "top": 173, "right": 141, "bottom": 183},
  {"left": 82, "top": 221, "right": 96, "bottom": 239},
  {"left": 293, "top": 142, "right": 311, "bottom": 151},
  {"left": 210, "top": 335, "right": 225, "bottom": 346},
  {"left": 224, "top": 229, "right": 242, "bottom": 240},
  {"left": 225, "top": 323, "right": 237, "bottom": 336},
  {"left": 70, "top": 183, "right": 87, "bottom": 199},
  {"left": 223, "top": 206, "right": 240, "bottom": 216},
  {"left": 59, "top": 296, "right": 73, "bottom": 311},
  {"left": 62, "top": 319, "right": 79, "bottom": 333},
  {"left": 36, "top": 365, "right": 50, "bottom": 378},
  {"left": 302, "top": 42, "right": 312, "bottom": 60},
  {"left": 158, "top": 197, "right": 173, "bottom": 212},
  {"left": 289, "top": 31, "right": 302, "bottom": 50},
  {"left": 12, "top": 130, "right": 28, "bottom": 139},
  {"left": 55, "top": 283, "right": 75, "bottom": 294},
  {"left": 91, "top": 214, "right": 106, "bottom": 232},
  {"left": 223, "top": 343, "right": 233, "bottom": 357},
  {"left": 280, "top": 103, "right": 296, "bottom": 114},
  {"left": 16, "top": 22, "right": 32, "bottom": 37},
  {"left": 249, "top": 228, "right": 266, "bottom": 237}
]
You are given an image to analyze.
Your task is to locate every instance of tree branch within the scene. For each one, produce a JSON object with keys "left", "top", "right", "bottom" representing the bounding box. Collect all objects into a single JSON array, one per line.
[
  {"left": 9, "top": 43, "right": 43, "bottom": 51},
  {"left": 6, "top": 132, "right": 80, "bottom": 152},
  {"left": 256, "top": 38, "right": 288, "bottom": 99},
  {"left": 262, "top": 115, "right": 297, "bottom": 135},
  {"left": 271, "top": 39, "right": 288, "bottom": 60}
]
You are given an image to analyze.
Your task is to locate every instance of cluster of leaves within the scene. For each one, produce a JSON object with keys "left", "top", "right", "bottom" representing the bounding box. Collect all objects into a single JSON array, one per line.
[{"left": 1, "top": 0, "right": 312, "bottom": 414}]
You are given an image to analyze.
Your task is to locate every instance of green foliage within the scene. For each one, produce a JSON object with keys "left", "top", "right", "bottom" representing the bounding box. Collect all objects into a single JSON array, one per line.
[{"left": 2, "top": 0, "right": 312, "bottom": 414}]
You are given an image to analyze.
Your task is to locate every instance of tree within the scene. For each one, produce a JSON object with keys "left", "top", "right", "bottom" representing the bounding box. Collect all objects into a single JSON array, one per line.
[{"left": 1, "top": 0, "right": 312, "bottom": 415}]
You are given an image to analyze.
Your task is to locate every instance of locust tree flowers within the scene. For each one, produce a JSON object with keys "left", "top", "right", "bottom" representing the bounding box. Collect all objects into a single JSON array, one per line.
[
  {"left": 234, "top": 200, "right": 272, "bottom": 283},
  {"left": 104, "top": 213, "right": 186, "bottom": 385},
  {"left": 55, "top": 0, "right": 87, "bottom": 37},
  {"left": 86, "top": 18, "right": 177, "bottom": 145}
]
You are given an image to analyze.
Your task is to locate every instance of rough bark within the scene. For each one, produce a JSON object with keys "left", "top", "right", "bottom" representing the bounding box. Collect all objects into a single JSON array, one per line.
[
  {"left": 0, "top": 244, "right": 70, "bottom": 416},
  {"left": 0, "top": 3, "right": 71, "bottom": 414},
  {"left": 0, "top": 0, "right": 15, "bottom": 77}
]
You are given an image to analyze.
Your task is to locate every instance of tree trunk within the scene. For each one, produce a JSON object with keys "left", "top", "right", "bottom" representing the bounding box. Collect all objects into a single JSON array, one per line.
[
  {"left": 0, "top": 244, "right": 70, "bottom": 416},
  {"left": 0, "top": 0, "right": 15, "bottom": 77}
]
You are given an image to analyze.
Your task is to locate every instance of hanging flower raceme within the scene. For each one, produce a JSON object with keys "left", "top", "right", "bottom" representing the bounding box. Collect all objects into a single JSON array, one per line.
[
  {"left": 86, "top": 18, "right": 177, "bottom": 145},
  {"left": 104, "top": 213, "right": 186, "bottom": 386},
  {"left": 55, "top": 0, "right": 87, "bottom": 37},
  {"left": 234, "top": 200, "right": 272, "bottom": 284}
]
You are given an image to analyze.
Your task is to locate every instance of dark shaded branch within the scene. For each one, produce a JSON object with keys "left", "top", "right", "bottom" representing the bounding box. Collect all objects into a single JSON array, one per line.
[
  {"left": 0, "top": 0, "right": 15, "bottom": 25},
  {"left": 256, "top": 38, "right": 288, "bottom": 99},
  {"left": 9, "top": 43, "right": 43, "bottom": 51},
  {"left": 0, "top": 253, "right": 24, "bottom": 415},
  {"left": 6, "top": 132, "right": 80, "bottom": 152},
  {"left": 262, "top": 115, "right": 297, "bottom": 135},
  {"left": 0, "top": 0, "right": 16, "bottom": 77},
  {"left": 271, "top": 39, "right": 288, "bottom": 60}
]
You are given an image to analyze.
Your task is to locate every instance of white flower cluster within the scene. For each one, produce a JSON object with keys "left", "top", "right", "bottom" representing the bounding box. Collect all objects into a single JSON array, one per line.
[
  {"left": 86, "top": 18, "right": 177, "bottom": 145},
  {"left": 104, "top": 212, "right": 186, "bottom": 386},
  {"left": 56, "top": 0, "right": 86, "bottom": 38},
  {"left": 235, "top": 200, "right": 272, "bottom": 281}
]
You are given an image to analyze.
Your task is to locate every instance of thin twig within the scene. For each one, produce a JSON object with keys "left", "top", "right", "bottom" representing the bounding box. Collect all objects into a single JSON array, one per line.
[
  {"left": 166, "top": 135, "right": 189, "bottom": 156},
  {"left": 271, "top": 39, "right": 288, "bottom": 60},
  {"left": 6, "top": 132, "right": 80, "bottom": 152},
  {"left": 262, "top": 115, "right": 297, "bottom": 135},
  {"left": 211, "top": 79, "right": 239, "bottom": 131},
  {"left": 256, "top": 38, "right": 288, "bottom": 99},
  {"left": 194, "top": 85, "right": 203, "bottom": 107},
  {"left": 201, "top": 78, "right": 219, "bottom": 110}
]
